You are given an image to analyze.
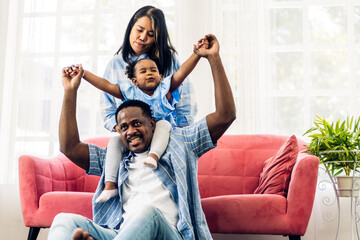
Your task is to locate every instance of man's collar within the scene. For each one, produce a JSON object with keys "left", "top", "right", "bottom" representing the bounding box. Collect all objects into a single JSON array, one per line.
[{"left": 122, "top": 148, "right": 151, "bottom": 163}]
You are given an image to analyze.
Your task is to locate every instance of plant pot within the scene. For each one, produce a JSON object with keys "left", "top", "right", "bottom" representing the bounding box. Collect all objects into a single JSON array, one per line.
[{"left": 336, "top": 176, "right": 360, "bottom": 197}]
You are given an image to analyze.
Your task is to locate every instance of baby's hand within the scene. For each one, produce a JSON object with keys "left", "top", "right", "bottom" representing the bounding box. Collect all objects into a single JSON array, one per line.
[
  {"left": 62, "top": 64, "right": 84, "bottom": 91},
  {"left": 64, "top": 64, "right": 81, "bottom": 78},
  {"left": 196, "top": 37, "right": 209, "bottom": 50},
  {"left": 193, "top": 34, "right": 219, "bottom": 58}
]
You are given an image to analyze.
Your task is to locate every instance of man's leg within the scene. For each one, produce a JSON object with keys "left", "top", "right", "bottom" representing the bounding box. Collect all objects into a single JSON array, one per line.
[
  {"left": 115, "top": 206, "right": 183, "bottom": 240},
  {"left": 48, "top": 213, "right": 117, "bottom": 240}
]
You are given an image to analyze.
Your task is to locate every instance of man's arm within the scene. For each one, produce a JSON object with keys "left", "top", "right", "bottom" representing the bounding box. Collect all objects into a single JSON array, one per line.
[
  {"left": 194, "top": 34, "right": 236, "bottom": 143},
  {"left": 59, "top": 67, "right": 91, "bottom": 171}
]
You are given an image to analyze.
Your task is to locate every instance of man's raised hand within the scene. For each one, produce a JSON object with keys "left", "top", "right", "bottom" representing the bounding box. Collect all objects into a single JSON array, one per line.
[
  {"left": 194, "top": 34, "right": 220, "bottom": 58},
  {"left": 62, "top": 64, "right": 84, "bottom": 91}
]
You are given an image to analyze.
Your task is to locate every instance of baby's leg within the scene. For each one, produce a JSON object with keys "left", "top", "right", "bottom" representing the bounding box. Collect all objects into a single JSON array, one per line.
[
  {"left": 144, "top": 120, "right": 172, "bottom": 169},
  {"left": 95, "top": 135, "right": 123, "bottom": 203}
]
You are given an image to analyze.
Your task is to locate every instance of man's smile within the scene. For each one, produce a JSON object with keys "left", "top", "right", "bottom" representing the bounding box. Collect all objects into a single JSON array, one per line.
[{"left": 129, "top": 137, "right": 142, "bottom": 147}]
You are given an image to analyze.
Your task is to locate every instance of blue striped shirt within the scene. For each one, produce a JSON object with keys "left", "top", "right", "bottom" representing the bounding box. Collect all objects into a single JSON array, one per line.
[
  {"left": 87, "top": 117, "right": 214, "bottom": 240},
  {"left": 100, "top": 53, "right": 198, "bottom": 131}
]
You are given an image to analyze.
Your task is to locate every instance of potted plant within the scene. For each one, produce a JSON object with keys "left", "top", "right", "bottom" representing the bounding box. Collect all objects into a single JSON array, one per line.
[{"left": 303, "top": 116, "right": 360, "bottom": 197}]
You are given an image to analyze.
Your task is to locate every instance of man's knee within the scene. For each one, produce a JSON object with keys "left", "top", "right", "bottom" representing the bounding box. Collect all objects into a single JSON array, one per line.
[
  {"left": 132, "top": 205, "right": 163, "bottom": 222},
  {"left": 53, "top": 213, "right": 72, "bottom": 223},
  {"left": 52, "top": 213, "right": 87, "bottom": 227},
  {"left": 140, "top": 205, "right": 159, "bottom": 216}
]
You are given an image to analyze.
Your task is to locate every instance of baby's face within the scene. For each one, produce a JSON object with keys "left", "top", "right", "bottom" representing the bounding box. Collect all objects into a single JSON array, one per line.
[{"left": 132, "top": 59, "right": 163, "bottom": 95}]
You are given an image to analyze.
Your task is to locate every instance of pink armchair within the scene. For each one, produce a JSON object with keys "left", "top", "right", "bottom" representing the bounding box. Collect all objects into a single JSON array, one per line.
[
  {"left": 18, "top": 137, "right": 108, "bottom": 240},
  {"left": 19, "top": 135, "right": 318, "bottom": 240}
]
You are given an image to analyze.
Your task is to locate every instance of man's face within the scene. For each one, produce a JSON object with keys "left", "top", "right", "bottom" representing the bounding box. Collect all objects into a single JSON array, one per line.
[{"left": 116, "top": 106, "right": 155, "bottom": 153}]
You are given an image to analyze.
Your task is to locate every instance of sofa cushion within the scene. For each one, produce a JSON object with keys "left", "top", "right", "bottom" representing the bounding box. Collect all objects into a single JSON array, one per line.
[
  {"left": 202, "top": 194, "right": 287, "bottom": 234},
  {"left": 33, "top": 192, "right": 94, "bottom": 227},
  {"left": 253, "top": 135, "right": 298, "bottom": 196}
]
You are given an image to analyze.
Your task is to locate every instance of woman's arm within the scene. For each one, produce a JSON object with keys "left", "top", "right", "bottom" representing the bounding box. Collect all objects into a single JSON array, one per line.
[{"left": 100, "top": 61, "right": 120, "bottom": 132}]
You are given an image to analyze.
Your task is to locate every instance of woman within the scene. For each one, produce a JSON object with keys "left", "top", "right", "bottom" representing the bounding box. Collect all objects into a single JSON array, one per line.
[
  {"left": 100, "top": 5, "right": 197, "bottom": 133},
  {"left": 97, "top": 5, "right": 198, "bottom": 203}
]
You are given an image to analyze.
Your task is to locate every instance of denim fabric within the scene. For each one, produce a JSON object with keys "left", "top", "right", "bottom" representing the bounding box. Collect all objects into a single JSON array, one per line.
[
  {"left": 88, "top": 118, "right": 215, "bottom": 240},
  {"left": 48, "top": 213, "right": 118, "bottom": 240},
  {"left": 48, "top": 208, "right": 182, "bottom": 240},
  {"left": 100, "top": 54, "right": 197, "bottom": 131}
]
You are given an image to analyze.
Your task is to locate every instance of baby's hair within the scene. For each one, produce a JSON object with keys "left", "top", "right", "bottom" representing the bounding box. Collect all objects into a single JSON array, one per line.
[{"left": 125, "top": 57, "right": 162, "bottom": 79}]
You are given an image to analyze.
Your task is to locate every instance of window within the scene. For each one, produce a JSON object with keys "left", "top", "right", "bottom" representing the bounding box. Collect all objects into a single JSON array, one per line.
[
  {"left": 211, "top": 0, "right": 360, "bottom": 136},
  {"left": 267, "top": 1, "right": 360, "bottom": 134},
  {"left": 1, "top": 0, "right": 177, "bottom": 183},
  {"left": 2, "top": 0, "right": 360, "bottom": 184}
]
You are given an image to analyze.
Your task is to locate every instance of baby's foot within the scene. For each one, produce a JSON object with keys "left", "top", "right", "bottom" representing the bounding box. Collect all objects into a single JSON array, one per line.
[
  {"left": 95, "top": 189, "right": 118, "bottom": 203},
  {"left": 144, "top": 157, "right": 158, "bottom": 169}
]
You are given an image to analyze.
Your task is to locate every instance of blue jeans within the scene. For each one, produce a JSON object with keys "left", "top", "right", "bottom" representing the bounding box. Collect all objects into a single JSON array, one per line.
[{"left": 48, "top": 206, "right": 183, "bottom": 240}]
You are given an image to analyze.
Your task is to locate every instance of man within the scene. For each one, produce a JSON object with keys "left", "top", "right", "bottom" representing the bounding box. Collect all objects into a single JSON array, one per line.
[{"left": 49, "top": 34, "right": 236, "bottom": 240}]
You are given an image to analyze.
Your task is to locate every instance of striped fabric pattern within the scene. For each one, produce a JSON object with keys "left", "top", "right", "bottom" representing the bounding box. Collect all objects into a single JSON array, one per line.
[{"left": 88, "top": 117, "right": 214, "bottom": 239}]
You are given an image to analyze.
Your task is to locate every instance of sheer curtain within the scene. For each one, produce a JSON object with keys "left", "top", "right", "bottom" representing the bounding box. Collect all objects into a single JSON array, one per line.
[
  {"left": 3, "top": 0, "right": 360, "bottom": 180},
  {"left": 0, "top": 0, "right": 180, "bottom": 184}
]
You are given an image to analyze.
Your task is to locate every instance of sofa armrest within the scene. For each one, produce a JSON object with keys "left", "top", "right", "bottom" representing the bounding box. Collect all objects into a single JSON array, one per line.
[
  {"left": 286, "top": 152, "right": 319, "bottom": 234},
  {"left": 19, "top": 154, "right": 85, "bottom": 214},
  {"left": 19, "top": 155, "right": 58, "bottom": 225},
  {"left": 19, "top": 155, "right": 53, "bottom": 209}
]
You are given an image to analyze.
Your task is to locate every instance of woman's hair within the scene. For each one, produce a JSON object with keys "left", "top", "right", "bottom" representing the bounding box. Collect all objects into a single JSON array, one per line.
[
  {"left": 116, "top": 5, "right": 177, "bottom": 76},
  {"left": 125, "top": 58, "right": 161, "bottom": 79}
]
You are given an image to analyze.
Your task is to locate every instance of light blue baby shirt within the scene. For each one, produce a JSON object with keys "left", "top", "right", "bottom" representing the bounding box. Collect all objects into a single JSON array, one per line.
[{"left": 100, "top": 53, "right": 198, "bottom": 131}]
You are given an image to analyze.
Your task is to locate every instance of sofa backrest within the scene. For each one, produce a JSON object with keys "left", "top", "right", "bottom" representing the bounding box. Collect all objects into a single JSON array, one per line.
[
  {"left": 45, "top": 137, "right": 111, "bottom": 194},
  {"left": 78, "top": 135, "right": 308, "bottom": 196},
  {"left": 197, "top": 134, "right": 307, "bottom": 198}
]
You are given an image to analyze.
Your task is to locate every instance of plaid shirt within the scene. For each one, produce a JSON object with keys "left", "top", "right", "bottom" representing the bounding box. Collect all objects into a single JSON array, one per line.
[
  {"left": 88, "top": 117, "right": 214, "bottom": 240},
  {"left": 100, "top": 53, "right": 198, "bottom": 131}
]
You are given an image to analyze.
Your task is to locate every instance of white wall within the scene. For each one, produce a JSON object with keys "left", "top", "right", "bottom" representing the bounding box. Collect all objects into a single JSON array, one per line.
[{"left": 0, "top": 0, "right": 8, "bottom": 115}]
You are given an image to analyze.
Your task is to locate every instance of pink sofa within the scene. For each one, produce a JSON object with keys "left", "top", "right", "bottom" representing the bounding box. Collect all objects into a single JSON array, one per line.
[
  {"left": 19, "top": 135, "right": 319, "bottom": 240},
  {"left": 198, "top": 135, "right": 319, "bottom": 240}
]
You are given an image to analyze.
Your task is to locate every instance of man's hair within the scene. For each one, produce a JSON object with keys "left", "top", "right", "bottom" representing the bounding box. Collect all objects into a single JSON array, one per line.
[
  {"left": 115, "top": 100, "right": 153, "bottom": 124},
  {"left": 115, "top": 5, "right": 176, "bottom": 76},
  {"left": 125, "top": 57, "right": 161, "bottom": 79}
]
